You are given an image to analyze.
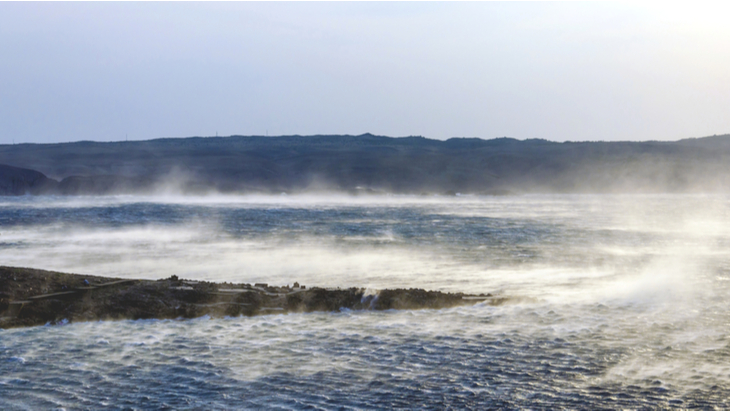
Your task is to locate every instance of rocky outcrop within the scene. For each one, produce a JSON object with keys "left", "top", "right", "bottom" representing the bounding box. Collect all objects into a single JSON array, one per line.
[
  {"left": 0, "top": 164, "right": 58, "bottom": 195},
  {"left": 0, "top": 163, "right": 162, "bottom": 195},
  {"left": 0, "top": 266, "right": 504, "bottom": 329}
]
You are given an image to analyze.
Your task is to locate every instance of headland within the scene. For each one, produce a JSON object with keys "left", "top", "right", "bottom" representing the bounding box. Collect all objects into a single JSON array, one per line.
[{"left": 0, "top": 266, "right": 503, "bottom": 329}]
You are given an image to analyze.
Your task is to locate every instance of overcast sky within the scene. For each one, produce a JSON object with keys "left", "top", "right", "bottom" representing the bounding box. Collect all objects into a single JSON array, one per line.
[{"left": 1, "top": 2, "right": 729, "bottom": 144}]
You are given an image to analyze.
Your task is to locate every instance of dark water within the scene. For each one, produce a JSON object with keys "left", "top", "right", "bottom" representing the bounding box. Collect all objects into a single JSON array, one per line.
[{"left": 1, "top": 194, "right": 729, "bottom": 409}]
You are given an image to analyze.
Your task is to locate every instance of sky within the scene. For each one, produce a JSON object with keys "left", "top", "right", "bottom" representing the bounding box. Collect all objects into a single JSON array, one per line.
[{"left": 1, "top": 2, "right": 729, "bottom": 144}]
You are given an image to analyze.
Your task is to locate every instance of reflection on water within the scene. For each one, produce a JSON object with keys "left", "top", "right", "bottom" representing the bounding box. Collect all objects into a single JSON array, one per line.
[{"left": 1, "top": 194, "right": 730, "bottom": 408}]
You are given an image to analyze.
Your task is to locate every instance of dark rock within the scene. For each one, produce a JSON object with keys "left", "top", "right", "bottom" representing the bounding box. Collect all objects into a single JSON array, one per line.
[
  {"left": 234, "top": 291, "right": 263, "bottom": 316},
  {"left": 0, "top": 292, "right": 9, "bottom": 312},
  {"left": 373, "top": 289, "right": 464, "bottom": 310},
  {"left": 0, "top": 164, "right": 58, "bottom": 195}
]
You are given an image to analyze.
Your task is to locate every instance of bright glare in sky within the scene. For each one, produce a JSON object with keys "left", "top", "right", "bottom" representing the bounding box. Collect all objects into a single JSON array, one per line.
[{"left": 0, "top": 2, "right": 728, "bottom": 144}]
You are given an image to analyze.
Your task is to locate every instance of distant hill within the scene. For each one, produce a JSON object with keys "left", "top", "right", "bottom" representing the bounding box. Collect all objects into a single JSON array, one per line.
[{"left": 1, "top": 133, "right": 729, "bottom": 195}]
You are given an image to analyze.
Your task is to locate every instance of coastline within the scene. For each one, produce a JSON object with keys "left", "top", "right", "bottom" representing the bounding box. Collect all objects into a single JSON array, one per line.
[{"left": 0, "top": 266, "right": 503, "bottom": 329}]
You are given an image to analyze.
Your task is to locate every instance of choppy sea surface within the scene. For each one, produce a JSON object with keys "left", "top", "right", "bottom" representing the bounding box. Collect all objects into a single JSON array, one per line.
[{"left": 1, "top": 194, "right": 730, "bottom": 409}]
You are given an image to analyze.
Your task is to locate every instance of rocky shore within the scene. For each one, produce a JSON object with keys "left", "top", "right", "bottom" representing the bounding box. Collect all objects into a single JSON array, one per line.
[{"left": 0, "top": 266, "right": 504, "bottom": 329}]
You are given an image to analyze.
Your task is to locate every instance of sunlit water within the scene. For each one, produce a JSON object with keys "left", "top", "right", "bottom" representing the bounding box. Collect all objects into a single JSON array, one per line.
[{"left": 1, "top": 194, "right": 730, "bottom": 409}]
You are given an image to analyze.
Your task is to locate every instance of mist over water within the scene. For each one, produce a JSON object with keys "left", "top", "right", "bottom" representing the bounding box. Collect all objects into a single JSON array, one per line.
[{"left": 2, "top": 194, "right": 730, "bottom": 408}]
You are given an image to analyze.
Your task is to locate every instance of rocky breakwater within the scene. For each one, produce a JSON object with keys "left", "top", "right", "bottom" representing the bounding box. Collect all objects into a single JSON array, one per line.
[{"left": 0, "top": 266, "right": 505, "bottom": 329}]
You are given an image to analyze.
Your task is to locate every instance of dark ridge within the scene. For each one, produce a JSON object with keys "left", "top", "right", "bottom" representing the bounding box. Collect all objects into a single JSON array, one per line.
[
  {"left": 0, "top": 266, "right": 504, "bottom": 329},
  {"left": 1, "top": 133, "right": 730, "bottom": 195}
]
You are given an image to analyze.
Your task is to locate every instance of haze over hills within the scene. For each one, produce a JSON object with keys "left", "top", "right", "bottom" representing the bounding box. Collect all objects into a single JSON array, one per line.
[{"left": 1, "top": 133, "right": 730, "bottom": 196}]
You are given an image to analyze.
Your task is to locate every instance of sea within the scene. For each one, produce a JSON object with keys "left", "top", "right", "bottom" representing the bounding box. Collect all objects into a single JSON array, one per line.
[{"left": 1, "top": 194, "right": 729, "bottom": 409}]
